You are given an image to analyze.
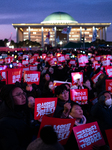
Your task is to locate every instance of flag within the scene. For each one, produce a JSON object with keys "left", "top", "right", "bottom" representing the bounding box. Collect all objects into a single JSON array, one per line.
[
  {"left": 92, "top": 28, "right": 97, "bottom": 42},
  {"left": 56, "top": 36, "right": 60, "bottom": 43},
  {"left": 45, "top": 38, "right": 49, "bottom": 44},
  {"left": 61, "top": 27, "right": 72, "bottom": 34},
  {"left": 46, "top": 31, "right": 50, "bottom": 39}
]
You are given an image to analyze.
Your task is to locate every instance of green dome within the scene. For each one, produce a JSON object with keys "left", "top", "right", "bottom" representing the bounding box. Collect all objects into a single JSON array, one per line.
[{"left": 41, "top": 12, "right": 78, "bottom": 24}]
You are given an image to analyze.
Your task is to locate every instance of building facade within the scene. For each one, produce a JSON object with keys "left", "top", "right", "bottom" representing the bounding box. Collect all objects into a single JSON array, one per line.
[{"left": 12, "top": 12, "right": 111, "bottom": 47}]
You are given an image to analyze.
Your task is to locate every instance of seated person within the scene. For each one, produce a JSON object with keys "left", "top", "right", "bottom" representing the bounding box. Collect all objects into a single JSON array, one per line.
[
  {"left": 53, "top": 84, "right": 71, "bottom": 118},
  {"left": 68, "top": 101, "right": 87, "bottom": 126}
]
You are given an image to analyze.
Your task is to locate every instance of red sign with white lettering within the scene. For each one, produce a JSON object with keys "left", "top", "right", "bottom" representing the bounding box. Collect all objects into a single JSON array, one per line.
[
  {"left": 91, "top": 71, "right": 103, "bottom": 84},
  {"left": 58, "top": 55, "right": 65, "bottom": 62},
  {"left": 73, "top": 122, "right": 105, "bottom": 150},
  {"left": 105, "top": 66, "right": 112, "bottom": 77},
  {"left": 34, "top": 97, "right": 57, "bottom": 120},
  {"left": 71, "top": 72, "right": 83, "bottom": 86},
  {"left": 70, "top": 89, "right": 88, "bottom": 104},
  {"left": 37, "top": 116, "right": 75, "bottom": 145},
  {"left": 7, "top": 68, "right": 22, "bottom": 84},
  {"left": 23, "top": 71, "right": 40, "bottom": 85},
  {"left": 53, "top": 80, "right": 72, "bottom": 87},
  {"left": 106, "top": 79, "right": 112, "bottom": 93}
]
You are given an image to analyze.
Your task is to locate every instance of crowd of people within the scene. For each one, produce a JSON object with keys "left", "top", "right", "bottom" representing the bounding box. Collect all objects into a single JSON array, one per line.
[{"left": 0, "top": 46, "right": 112, "bottom": 150}]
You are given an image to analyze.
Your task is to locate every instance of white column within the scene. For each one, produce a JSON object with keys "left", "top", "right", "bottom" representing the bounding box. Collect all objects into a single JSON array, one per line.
[
  {"left": 16, "top": 27, "right": 19, "bottom": 43},
  {"left": 41, "top": 27, "right": 44, "bottom": 47},
  {"left": 54, "top": 26, "right": 57, "bottom": 47},
  {"left": 28, "top": 26, "right": 30, "bottom": 41},
  {"left": 104, "top": 27, "right": 107, "bottom": 41},
  {"left": 80, "top": 27, "right": 82, "bottom": 42}
]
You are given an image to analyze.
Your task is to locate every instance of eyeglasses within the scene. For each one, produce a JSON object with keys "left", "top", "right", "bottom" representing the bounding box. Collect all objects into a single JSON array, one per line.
[{"left": 13, "top": 92, "right": 26, "bottom": 97}]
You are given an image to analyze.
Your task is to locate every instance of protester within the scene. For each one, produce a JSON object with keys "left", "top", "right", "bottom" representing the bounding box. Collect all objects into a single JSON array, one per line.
[
  {"left": 0, "top": 84, "right": 32, "bottom": 150},
  {"left": 27, "top": 125, "right": 64, "bottom": 150},
  {"left": 53, "top": 84, "right": 71, "bottom": 118}
]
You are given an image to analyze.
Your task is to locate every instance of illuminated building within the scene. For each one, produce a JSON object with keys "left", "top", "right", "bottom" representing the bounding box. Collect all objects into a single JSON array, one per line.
[{"left": 12, "top": 12, "right": 111, "bottom": 47}]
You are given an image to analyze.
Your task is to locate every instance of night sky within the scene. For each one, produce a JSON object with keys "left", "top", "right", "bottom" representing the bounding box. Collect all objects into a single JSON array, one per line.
[{"left": 0, "top": 0, "right": 112, "bottom": 42}]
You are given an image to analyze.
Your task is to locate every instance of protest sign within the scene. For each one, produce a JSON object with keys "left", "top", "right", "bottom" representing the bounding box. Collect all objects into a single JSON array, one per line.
[
  {"left": 37, "top": 116, "right": 75, "bottom": 145},
  {"left": 106, "top": 79, "right": 112, "bottom": 93},
  {"left": 91, "top": 71, "right": 103, "bottom": 84},
  {"left": 73, "top": 121, "right": 105, "bottom": 150},
  {"left": 71, "top": 72, "right": 83, "bottom": 86},
  {"left": 105, "top": 129, "right": 112, "bottom": 150},
  {"left": 105, "top": 66, "right": 112, "bottom": 77},
  {"left": 23, "top": 71, "right": 40, "bottom": 85},
  {"left": 34, "top": 97, "right": 57, "bottom": 120},
  {"left": 53, "top": 80, "right": 72, "bottom": 87},
  {"left": 7, "top": 68, "right": 22, "bottom": 84},
  {"left": 70, "top": 89, "right": 88, "bottom": 104}
]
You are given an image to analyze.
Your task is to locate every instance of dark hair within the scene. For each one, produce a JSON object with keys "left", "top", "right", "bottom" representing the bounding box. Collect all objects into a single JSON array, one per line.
[
  {"left": 40, "top": 125, "right": 58, "bottom": 145},
  {"left": 55, "top": 84, "right": 67, "bottom": 96},
  {"left": 0, "top": 84, "right": 23, "bottom": 110},
  {"left": 98, "top": 90, "right": 111, "bottom": 104},
  {"left": 70, "top": 101, "right": 81, "bottom": 113}
]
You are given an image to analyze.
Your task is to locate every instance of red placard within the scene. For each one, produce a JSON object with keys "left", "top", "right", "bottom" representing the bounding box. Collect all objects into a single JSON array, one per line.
[
  {"left": 106, "top": 79, "right": 112, "bottom": 93},
  {"left": 5, "top": 57, "right": 11, "bottom": 64},
  {"left": 71, "top": 72, "right": 83, "bottom": 86},
  {"left": 78, "top": 55, "right": 88, "bottom": 67},
  {"left": 105, "top": 129, "right": 112, "bottom": 150},
  {"left": 22, "top": 60, "right": 29, "bottom": 65},
  {"left": 94, "top": 64, "right": 100, "bottom": 71},
  {"left": 69, "top": 60, "right": 76, "bottom": 66},
  {"left": 42, "top": 53, "right": 47, "bottom": 59},
  {"left": 65, "top": 54, "right": 70, "bottom": 60},
  {"left": 29, "top": 65, "right": 37, "bottom": 71},
  {"left": 37, "top": 116, "right": 75, "bottom": 145},
  {"left": 73, "top": 122, "right": 105, "bottom": 150},
  {"left": 102, "top": 60, "right": 110, "bottom": 67},
  {"left": 95, "top": 56, "right": 101, "bottom": 61},
  {"left": 34, "top": 97, "right": 57, "bottom": 120},
  {"left": 0, "top": 70, "right": 6, "bottom": 82},
  {"left": 58, "top": 55, "right": 65, "bottom": 63},
  {"left": 23, "top": 71, "right": 40, "bottom": 85},
  {"left": 29, "top": 57, "right": 36, "bottom": 64},
  {"left": 105, "top": 66, "right": 112, "bottom": 77},
  {"left": 7, "top": 68, "right": 22, "bottom": 84},
  {"left": 23, "top": 54, "right": 29, "bottom": 59},
  {"left": 91, "top": 71, "right": 103, "bottom": 84},
  {"left": 70, "top": 89, "right": 88, "bottom": 105},
  {"left": 53, "top": 80, "right": 72, "bottom": 87},
  {"left": 45, "top": 56, "right": 51, "bottom": 62}
]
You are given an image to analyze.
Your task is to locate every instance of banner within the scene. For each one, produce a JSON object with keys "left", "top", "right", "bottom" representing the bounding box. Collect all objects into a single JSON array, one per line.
[
  {"left": 70, "top": 89, "right": 88, "bottom": 104},
  {"left": 73, "top": 122, "right": 105, "bottom": 150},
  {"left": 71, "top": 72, "right": 83, "bottom": 86},
  {"left": 105, "top": 66, "right": 112, "bottom": 77},
  {"left": 37, "top": 116, "right": 75, "bottom": 145},
  {"left": 7, "top": 68, "right": 22, "bottom": 84},
  {"left": 34, "top": 97, "right": 57, "bottom": 120},
  {"left": 91, "top": 71, "right": 103, "bottom": 84},
  {"left": 23, "top": 71, "right": 40, "bottom": 85},
  {"left": 106, "top": 79, "right": 112, "bottom": 93}
]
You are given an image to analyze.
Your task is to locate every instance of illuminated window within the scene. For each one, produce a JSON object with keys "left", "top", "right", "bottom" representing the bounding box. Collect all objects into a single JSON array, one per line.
[
  {"left": 33, "top": 32, "right": 36, "bottom": 34},
  {"left": 72, "top": 35, "right": 79, "bottom": 37},
  {"left": 89, "top": 35, "right": 92, "bottom": 37},
  {"left": 24, "top": 32, "right": 28, "bottom": 34}
]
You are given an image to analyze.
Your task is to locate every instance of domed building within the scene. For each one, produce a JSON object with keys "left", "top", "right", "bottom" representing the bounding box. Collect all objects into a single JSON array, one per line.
[{"left": 12, "top": 12, "right": 111, "bottom": 47}]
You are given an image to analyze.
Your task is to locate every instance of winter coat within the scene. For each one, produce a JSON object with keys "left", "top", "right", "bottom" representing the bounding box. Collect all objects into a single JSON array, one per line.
[{"left": 0, "top": 102, "right": 32, "bottom": 150}]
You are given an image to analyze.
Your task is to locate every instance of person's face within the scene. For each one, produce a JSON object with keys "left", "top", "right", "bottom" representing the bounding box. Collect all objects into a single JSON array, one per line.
[
  {"left": 57, "top": 90, "right": 69, "bottom": 101},
  {"left": 28, "top": 96, "right": 35, "bottom": 109},
  {"left": 12, "top": 87, "right": 26, "bottom": 105},
  {"left": 70, "top": 105, "right": 83, "bottom": 119},
  {"left": 104, "top": 92, "right": 111, "bottom": 101},
  {"left": 26, "top": 84, "right": 33, "bottom": 91},
  {"left": 45, "top": 74, "right": 50, "bottom": 81}
]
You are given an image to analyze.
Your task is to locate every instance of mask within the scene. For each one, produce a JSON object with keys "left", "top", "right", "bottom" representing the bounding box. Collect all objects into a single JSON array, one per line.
[{"left": 105, "top": 98, "right": 112, "bottom": 106}]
